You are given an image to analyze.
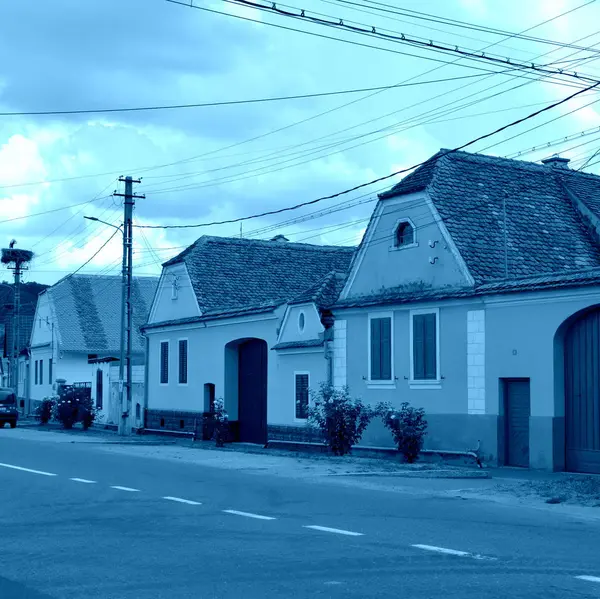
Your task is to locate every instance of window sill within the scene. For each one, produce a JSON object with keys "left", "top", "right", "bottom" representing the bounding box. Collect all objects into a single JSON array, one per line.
[
  {"left": 409, "top": 381, "right": 442, "bottom": 390},
  {"left": 388, "top": 242, "right": 418, "bottom": 252},
  {"left": 366, "top": 382, "right": 397, "bottom": 390}
]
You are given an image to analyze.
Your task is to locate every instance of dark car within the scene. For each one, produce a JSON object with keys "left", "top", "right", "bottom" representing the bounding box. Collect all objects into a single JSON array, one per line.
[{"left": 0, "top": 388, "right": 18, "bottom": 428}]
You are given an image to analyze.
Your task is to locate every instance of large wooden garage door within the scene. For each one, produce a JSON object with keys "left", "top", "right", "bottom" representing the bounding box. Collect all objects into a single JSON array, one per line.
[
  {"left": 238, "top": 339, "right": 268, "bottom": 444},
  {"left": 565, "top": 309, "right": 600, "bottom": 474}
]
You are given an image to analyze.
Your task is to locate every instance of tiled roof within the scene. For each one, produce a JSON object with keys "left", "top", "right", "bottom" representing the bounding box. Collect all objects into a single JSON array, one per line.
[
  {"left": 164, "top": 236, "right": 355, "bottom": 315},
  {"left": 289, "top": 270, "right": 348, "bottom": 310},
  {"left": 271, "top": 339, "right": 325, "bottom": 350},
  {"left": 335, "top": 268, "right": 600, "bottom": 309},
  {"left": 48, "top": 275, "right": 158, "bottom": 353},
  {"left": 378, "top": 150, "right": 600, "bottom": 282}
]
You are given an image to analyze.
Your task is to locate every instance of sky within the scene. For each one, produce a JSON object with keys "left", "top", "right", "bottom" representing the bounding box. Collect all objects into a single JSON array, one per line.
[{"left": 0, "top": 0, "right": 599, "bottom": 285}]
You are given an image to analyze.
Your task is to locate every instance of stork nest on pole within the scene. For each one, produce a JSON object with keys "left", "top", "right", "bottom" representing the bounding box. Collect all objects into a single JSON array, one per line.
[{"left": 1, "top": 248, "right": 33, "bottom": 265}]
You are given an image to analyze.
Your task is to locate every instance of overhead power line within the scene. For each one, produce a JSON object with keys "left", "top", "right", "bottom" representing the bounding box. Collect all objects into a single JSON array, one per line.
[
  {"left": 167, "top": 0, "right": 596, "bottom": 87},
  {"left": 216, "top": 0, "right": 600, "bottom": 85},
  {"left": 0, "top": 73, "right": 506, "bottom": 117},
  {"left": 135, "top": 79, "right": 600, "bottom": 230},
  {"left": 333, "top": 0, "right": 599, "bottom": 54},
  {"left": 67, "top": 228, "right": 121, "bottom": 278}
]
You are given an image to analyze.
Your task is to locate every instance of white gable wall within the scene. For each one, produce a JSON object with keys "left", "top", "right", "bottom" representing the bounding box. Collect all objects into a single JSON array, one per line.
[
  {"left": 148, "top": 263, "right": 200, "bottom": 324},
  {"left": 342, "top": 191, "right": 473, "bottom": 300},
  {"left": 30, "top": 292, "right": 54, "bottom": 347},
  {"left": 277, "top": 303, "right": 324, "bottom": 344}
]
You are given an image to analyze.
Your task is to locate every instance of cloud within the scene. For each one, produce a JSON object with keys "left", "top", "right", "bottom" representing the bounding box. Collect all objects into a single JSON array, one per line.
[{"left": 0, "top": 0, "right": 598, "bottom": 286}]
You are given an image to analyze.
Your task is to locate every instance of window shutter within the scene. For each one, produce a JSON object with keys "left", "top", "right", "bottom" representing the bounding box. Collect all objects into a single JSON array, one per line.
[
  {"left": 370, "top": 318, "right": 382, "bottom": 380},
  {"left": 413, "top": 315, "right": 425, "bottom": 380},
  {"left": 178, "top": 340, "right": 188, "bottom": 384},
  {"left": 40, "top": 360, "right": 43, "bottom": 385},
  {"left": 49, "top": 359, "right": 53, "bottom": 386},
  {"left": 295, "top": 374, "right": 309, "bottom": 419},
  {"left": 160, "top": 342, "right": 169, "bottom": 384},
  {"left": 424, "top": 313, "right": 437, "bottom": 379},
  {"left": 35, "top": 360, "right": 38, "bottom": 385},
  {"left": 380, "top": 317, "right": 392, "bottom": 380}
]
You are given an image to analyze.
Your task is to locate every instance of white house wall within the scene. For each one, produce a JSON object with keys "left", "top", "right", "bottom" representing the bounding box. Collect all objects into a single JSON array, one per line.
[
  {"left": 146, "top": 307, "right": 326, "bottom": 427},
  {"left": 272, "top": 350, "right": 328, "bottom": 425},
  {"left": 149, "top": 263, "right": 200, "bottom": 324},
  {"left": 343, "top": 192, "right": 472, "bottom": 299},
  {"left": 30, "top": 292, "right": 54, "bottom": 347},
  {"left": 278, "top": 303, "right": 323, "bottom": 344}
]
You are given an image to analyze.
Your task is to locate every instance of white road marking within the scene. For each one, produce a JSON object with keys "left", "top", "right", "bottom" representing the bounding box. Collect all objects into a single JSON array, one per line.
[
  {"left": 223, "top": 509, "right": 276, "bottom": 520},
  {"left": 110, "top": 485, "right": 140, "bottom": 492},
  {"left": 0, "top": 462, "right": 57, "bottom": 477},
  {"left": 163, "top": 496, "right": 202, "bottom": 505},
  {"left": 576, "top": 575, "right": 600, "bottom": 583},
  {"left": 70, "top": 478, "right": 96, "bottom": 484},
  {"left": 304, "top": 525, "right": 364, "bottom": 537},
  {"left": 412, "top": 544, "right": 496, "bottom": 561}
]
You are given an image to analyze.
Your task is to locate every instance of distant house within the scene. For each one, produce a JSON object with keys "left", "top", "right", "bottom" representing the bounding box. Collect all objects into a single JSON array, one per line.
[
  {"left": 335, "top": 150, "right": 600, "bottom": 473},
  {"left": 29, "top": 274, "right": 158, "bottom": 427},
  {"left": 142, "top": 236, "right": 354, "bottom": 442}
]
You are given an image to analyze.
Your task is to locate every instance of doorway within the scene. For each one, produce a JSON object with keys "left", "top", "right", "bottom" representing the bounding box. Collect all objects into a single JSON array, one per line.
[{"left": 503, "top": 378, "right": 530, "bottom": 467}]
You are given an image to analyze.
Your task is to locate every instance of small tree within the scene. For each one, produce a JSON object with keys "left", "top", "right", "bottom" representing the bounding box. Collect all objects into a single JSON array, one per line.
[
  {"left": 52, "top": 386, "right": 98, "bottom": 430},
  {"left": 308, "top": 383, "right": 373, "bottom": 456},
  {"left": 378, "top": 401, "right": 428, "bottom": 463},
  {"left": 212, "top": 397, "right": 229, "bottom": 447}
]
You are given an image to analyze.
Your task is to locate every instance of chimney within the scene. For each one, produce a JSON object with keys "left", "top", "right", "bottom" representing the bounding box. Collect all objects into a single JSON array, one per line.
[
  {"left": 542, "top": 154, "right": 570, "bottom": 169},
  {"left": 270, "top": 234, "right": 289, "bottom": 242}
]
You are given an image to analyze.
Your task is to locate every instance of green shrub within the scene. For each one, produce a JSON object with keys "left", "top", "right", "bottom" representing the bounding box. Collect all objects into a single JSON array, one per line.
[
  {"left": 308, "top": 383, "right": 373, "bottom": 456},
  {"left": 378, "top": 401, "right": 428, "bottom": 463},
  {"left": 52, "top": 386, "right": 97, "bottom": 430},
  {"left": 35, "top": 397, "right": 56, "bottom": 424}
]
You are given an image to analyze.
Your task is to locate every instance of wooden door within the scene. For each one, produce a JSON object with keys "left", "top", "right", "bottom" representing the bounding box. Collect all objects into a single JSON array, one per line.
[
  {"left": 238, "top": 340, "right": 267, "bottom": 444},
  {"left": 95, "top": 369, "right": 103, "bottom": 410},
  {"left": 505, "top": 379, "right": 530, "bottom": 468},
  {"left": 565, "top": 310, "right": 600, "bottom": 474}
]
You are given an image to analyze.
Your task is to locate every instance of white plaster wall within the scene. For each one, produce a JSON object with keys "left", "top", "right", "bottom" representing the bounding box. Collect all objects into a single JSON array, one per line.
[
  {"left": 278, "top": 303, "right": 324, "bottom": 344},
  {"left": 29, "top": 346, "right": 54, "bottom": 401},
  {"left": 343, "top": 192, "right": 471, "bottom": 299},
  {"left": 271, "top": 350, "right": 328, "bottom": 424},
  {"left": 30, "top": 292, "right": 54, "bottom": 347},
  {"left": 148, "top": 264, "right": 200, "bottom": 324},
  {"left": 146, "top": 311, "right": 282, "bottom": 417},
  {"left": 146, "top": 307, "right": 330, "bottom": 427}
]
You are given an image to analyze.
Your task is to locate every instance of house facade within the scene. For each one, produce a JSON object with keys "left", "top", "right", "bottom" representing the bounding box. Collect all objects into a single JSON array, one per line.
[
  {"left": 334, "top": 151, "right": 600, "bottom": 473},
  {"left": 143, "top": 150, "right": 600, "bottom": 474},
  {"left": 29, "top": 274, "right": 158, "bottom": 428},
  {"left": 142, "top": 236, "right": 353, "bottom": 442}
]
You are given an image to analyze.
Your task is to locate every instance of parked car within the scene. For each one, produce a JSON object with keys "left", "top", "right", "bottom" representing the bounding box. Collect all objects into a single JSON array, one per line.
[{"left": 0, "top": 388, "right": 18, "bottom": 428}]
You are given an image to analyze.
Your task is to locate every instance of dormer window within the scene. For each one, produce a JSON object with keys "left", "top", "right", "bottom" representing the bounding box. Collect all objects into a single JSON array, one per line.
[{"left": 394, "top": 219, "right": 415, "bottom": 248}]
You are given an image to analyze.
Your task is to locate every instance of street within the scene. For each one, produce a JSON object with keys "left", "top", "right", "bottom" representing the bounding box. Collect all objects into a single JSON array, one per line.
[{"left": 1, "top": 430, "right": 600, "bottom": 599}]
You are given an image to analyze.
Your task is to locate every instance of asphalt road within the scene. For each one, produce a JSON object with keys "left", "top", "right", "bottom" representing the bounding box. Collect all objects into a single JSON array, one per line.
[{"left": 1, "top": 429, "right": 600, "bottom": 599}]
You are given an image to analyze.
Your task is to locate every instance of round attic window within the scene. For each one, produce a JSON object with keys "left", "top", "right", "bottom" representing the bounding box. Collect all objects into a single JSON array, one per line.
[{"left": 298, "top": 312, "right": 306, "bottom": 333}]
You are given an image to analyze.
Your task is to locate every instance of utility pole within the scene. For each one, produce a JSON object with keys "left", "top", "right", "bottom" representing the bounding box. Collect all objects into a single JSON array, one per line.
[
  {"left": 114, "top": 177, "right": 144, "bottom": 436},
  {"left": 1, "top": 241, "right": 32, "bottom": 406}
]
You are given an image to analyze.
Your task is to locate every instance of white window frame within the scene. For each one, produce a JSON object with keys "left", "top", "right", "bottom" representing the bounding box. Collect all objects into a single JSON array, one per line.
[
  {"left": 390, "top": 217, "right": 418, "bottom": 251},
  {"left": 367, "top": 311, "right": 395, "bottom": 389},
  {"left": 159, "top": 340, "right": 170, "bottom": 386},
  {"left": 409, "top": 307, "right": 441, "bottom": 389},
  {"left": 293, "top": 370, "right": 310, "bottom": 422},
  {"left": 177, "top": 337, "right": 189, "bottom": 386}
]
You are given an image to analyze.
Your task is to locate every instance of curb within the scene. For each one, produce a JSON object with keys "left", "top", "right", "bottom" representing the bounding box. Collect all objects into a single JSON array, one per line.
[{"left": 319, "top": 470, "right": 491, "bottom": 479}]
